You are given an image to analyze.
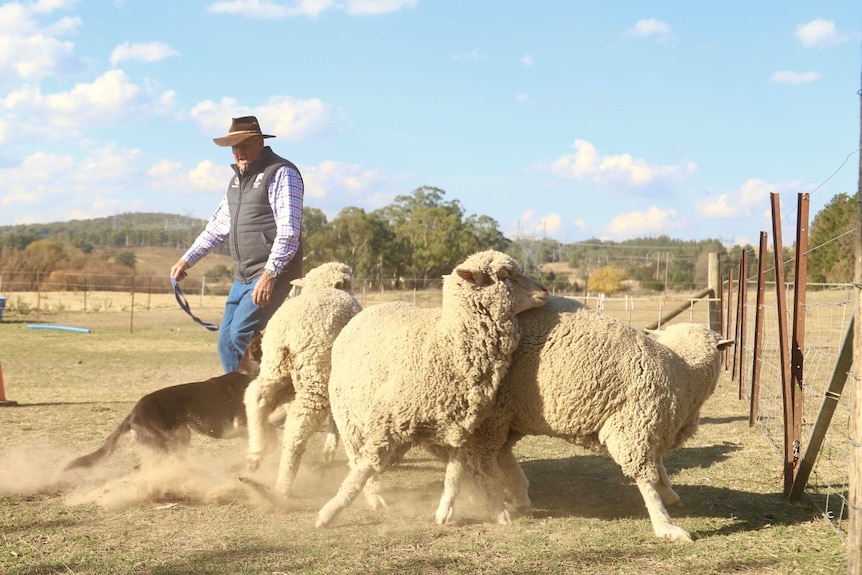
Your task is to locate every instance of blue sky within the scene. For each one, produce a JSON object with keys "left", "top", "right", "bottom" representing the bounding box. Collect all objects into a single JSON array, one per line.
[{"left": 0, "top": 1, "right": 859, "bottom": 247}]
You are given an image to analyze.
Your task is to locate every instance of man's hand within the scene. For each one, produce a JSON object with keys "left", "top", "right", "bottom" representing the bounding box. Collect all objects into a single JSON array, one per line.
[
  {"left": 252, "top": 273, "right": 275, "bottom": 307},
  {"left": 171, "top": 259, "right": 189, "bottom": 281}
]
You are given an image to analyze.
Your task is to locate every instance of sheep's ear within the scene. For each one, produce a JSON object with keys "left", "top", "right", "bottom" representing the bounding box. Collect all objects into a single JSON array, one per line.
[
  {"left": 456, "top": 266, "right": 486, "bottom": 286},
  {"left": 291, "top": 278, "right": 305, "bottom": 287},
  {"left": 717, "top": 339, "right": 734, "bottom": 351}
]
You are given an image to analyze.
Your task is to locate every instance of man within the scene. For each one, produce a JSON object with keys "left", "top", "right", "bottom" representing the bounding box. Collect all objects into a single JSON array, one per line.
[{"left": 171, "top": 116, "right": 303, "bottom": 373}]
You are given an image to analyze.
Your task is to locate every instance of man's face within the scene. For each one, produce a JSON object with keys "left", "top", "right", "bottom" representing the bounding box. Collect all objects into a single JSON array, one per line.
[{"left": 232, "top": 137, "right": 265, "bottom": 173}]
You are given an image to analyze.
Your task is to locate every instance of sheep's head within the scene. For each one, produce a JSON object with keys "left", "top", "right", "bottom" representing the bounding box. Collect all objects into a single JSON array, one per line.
[
  {"left": 453, "top": 250, "right": 548, "bottom": 314},
  {"left": 291, "top": 262, "right": 355, "bottom": 295}
]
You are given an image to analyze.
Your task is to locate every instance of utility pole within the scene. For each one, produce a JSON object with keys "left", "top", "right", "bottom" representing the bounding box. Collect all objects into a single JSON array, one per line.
[{"left": 849, "top": 76, "right": 862, "bottom": 575}]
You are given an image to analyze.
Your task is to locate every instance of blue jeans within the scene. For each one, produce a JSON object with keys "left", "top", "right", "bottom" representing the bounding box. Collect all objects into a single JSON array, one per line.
[{"left": 218, "top": 278, "right": 291, "bottom": 373}]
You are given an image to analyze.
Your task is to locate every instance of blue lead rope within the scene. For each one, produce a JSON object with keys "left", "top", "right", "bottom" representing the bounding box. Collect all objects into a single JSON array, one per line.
[{"left": 171, "top": 278, "right": 219, "bottom": 331}]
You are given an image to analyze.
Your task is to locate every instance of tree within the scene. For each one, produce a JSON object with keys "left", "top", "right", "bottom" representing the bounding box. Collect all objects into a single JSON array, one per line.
[
  {"left": 115, "top": 251, "right": 137, "bottom": 268},
  {"left": 378, "top": 187, "right": 474, "bottom": 285},
  {"left": 588, "top": 265, "right": 628, "bottom": 295},
  {"left": 808, "top": 192, "right": 856, "bottom": 283},
  {"left": 20, "top": 240, "right": 66, "bottom": 274},
  {"left": 204, "top": 264, "right": 233, "bottom": 281}
]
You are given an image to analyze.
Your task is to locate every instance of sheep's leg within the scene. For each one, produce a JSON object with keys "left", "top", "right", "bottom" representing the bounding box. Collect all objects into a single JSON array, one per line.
[
  {"left": 656, "top": 457, "right": 681, "bottom": 507},
  {"left": 275, "top": 400, "right": 329, "bottom": 498},
  {"left": 467, "top": 449, "right": 512, "bottom": 525},
  {"left": 244, "top": 378, "right": 271, "bottom": 472},
  {"left": 498, "top": 437, "right": 531, "bottom": 515},
  {"left": 321, "top": 414, "right": 340, "bottom": 465},
  {"left": 315, "top": 459, "right": 376, "bottom": 528},
  {"left": 435, "top": 449, "right": 464, "bottom": 525},
  {"left": 636, "top": 480, "right": 692, "bottom": 543},
  {"left": 361, "top": 472, "right": 387, "bottom": 511}
]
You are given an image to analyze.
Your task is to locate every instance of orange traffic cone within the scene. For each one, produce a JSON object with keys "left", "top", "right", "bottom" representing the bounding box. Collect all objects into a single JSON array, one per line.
[{"left": 0, "top": 360, "right": 17, "bottom": 406}]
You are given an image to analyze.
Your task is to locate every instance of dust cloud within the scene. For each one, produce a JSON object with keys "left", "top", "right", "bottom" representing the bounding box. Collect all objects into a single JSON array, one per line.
[{"left": 0, "top": 434, "right": 486, "bottom": 526}]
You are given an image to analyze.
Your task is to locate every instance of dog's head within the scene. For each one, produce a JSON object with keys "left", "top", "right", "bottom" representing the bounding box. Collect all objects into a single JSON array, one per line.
[{"left": 237, "top": 333, "right": 263, "bottom": 378}]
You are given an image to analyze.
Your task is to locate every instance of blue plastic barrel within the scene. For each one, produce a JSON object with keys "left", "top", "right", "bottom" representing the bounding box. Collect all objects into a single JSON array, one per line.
[{"left": 0, "top": 297, "right": 5, "bottom": 321}]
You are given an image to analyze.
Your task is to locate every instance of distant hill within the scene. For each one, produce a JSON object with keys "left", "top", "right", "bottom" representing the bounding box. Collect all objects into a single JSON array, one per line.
[{"left": 0, "top": 212, "right": 208, "bottom": 251}]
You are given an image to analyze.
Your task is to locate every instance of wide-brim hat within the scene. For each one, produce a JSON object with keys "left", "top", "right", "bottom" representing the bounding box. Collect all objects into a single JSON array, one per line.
[{"left": 213, "top": 116, "right": 275, "bottom": 147}]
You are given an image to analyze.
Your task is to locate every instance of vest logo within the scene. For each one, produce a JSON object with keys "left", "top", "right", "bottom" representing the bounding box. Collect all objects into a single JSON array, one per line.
[
  {"left": 253, "top": 173, "right": 264, "bottom": 188},
  {"left": 231, "top": 176, "right": 239, "bottom": 188}
]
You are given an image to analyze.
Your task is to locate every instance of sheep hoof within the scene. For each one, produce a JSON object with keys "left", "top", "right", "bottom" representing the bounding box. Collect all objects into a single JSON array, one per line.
[
  {"left": 246, "top": 455, "right": 262, "bottom": 473},
  {"left": 513, "top": 505, "right": 532, "bottom": 517},
  {"left": 435, "top": 505, "right": 454, "bottom": 525},
  {"left": 366, "top": 494, "right": 388, "bottom": 511},
  {"left": 658, "top": 525, "right": 693, "bottom": 543},
  {"left": 492, "top": 509, "right": 512, "bottom": 525},
  {"left": 315, "top": 513, "right": 331, "bottom": 528}
]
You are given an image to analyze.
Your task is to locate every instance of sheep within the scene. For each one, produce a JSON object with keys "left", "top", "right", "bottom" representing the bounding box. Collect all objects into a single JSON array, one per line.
[
  {"left": 315, "top": 250, "right": 549, "bottom": 528},
  {"left": 442, "top": 301, "right": 732, "bottom": 542},
  {"left": 244, "top": 261, "right": 362, "bottom": 499}
]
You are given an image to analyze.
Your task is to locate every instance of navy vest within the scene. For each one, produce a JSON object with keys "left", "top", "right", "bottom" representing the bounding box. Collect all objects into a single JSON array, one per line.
[{"left": 226, "top": 147, "right": 303, "bottom": 283}]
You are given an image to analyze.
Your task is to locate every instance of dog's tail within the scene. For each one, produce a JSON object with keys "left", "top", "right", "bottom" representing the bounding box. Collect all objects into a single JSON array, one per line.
[{"left": 63, "top": 415, "right": 132, "bottom": 471}]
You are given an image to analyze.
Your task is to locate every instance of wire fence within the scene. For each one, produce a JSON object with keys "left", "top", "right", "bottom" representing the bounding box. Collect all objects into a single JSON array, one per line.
[{"left": 735, "top": 283, "right": 854, "bottom": 539}]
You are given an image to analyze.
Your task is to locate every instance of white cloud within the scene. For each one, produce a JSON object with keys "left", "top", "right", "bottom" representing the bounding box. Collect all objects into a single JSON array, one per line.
[
  {"left": 549, "top": 139, "right": 696, "bottom": 191},
  {"left": 0, "top": 144, "right": 146, "bottom": 222},
  {"left": 453, "top": 50, "right": 484, "bottom": 63},
  {"left": 512, "top": 211, "right": 563, "bottom": 238},
  {"left": 519, "top": 54, "right": 534, "bottom": 67},
  {"left": 0, "top": 0, "right": 84, "bottom": 84},
  {"left": 796, "top": 19, "right": 848, "bottom": 48},
  {"left": 769, "top": 70, "right": 821, "bottom": 85},
  {"left": 207, "top": 0, "right": 318, "bottom": 18},
  {"left": 207, "top": 0, "right": 415, "bottom": 18},
  {"left": 628, "top": 18, "right": 672, "bottom": 41},
  {"left": 110, "top": 42, "right": 179, "bottom": 66},
  {"left": 190, "top": 95, "right": 347, "bottom": 142},
  {"left": 146, "top": 159, "right": 230, "bottom": 194},
  {"left": 697, "top": 178, "right": 804, "bottom": 220},
  {"left": 344, "top": 0, "right": 417, "bottom": 15},
  {"left": 303, "top": 160, "right": 384, "bottom": 200},
  {"left": 0, "top": 70, "right": 176, "bottom": 134},
  {"left": 515, "top": 93, "right": 537, "bottom": 106},
  {"left": 603, "top": 206, "right": 683, "bottom": 240}
]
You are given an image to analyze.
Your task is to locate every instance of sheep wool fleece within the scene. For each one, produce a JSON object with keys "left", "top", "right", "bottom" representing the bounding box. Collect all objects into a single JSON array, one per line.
[
  {"left": 465, "top": 300, "right": 730, "bottom": 542},
  {"left": 244, "top": 262, "right": 362, "bottom": 498},
  {"left": 316, "top": 250, "right": 548, "bottom": 527}
]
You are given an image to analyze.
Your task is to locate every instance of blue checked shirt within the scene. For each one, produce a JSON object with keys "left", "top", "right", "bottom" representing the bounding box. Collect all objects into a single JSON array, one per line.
[{"left": 182, "top": 165, "right": 303, "bottom": 276}]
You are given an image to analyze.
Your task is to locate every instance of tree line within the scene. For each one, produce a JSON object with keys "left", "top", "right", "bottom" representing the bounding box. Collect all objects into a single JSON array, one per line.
[{"left": 0, "top": 187, "right": 855, "bottom": 293}]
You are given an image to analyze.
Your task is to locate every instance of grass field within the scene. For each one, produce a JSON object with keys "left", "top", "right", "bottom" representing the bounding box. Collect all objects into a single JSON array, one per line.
[{"left": 0, "top": 298, "right": 850, "bottom": 574}]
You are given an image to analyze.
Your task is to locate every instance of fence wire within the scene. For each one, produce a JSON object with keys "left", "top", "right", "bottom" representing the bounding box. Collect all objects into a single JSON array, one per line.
[{"left": 738, "top": 284, "right": 854, "bottom": 540}]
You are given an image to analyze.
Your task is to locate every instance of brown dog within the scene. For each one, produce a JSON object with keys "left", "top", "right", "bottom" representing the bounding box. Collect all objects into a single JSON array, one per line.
[{"left": 64, "top": 334, "right": 265, "bottom": 471}]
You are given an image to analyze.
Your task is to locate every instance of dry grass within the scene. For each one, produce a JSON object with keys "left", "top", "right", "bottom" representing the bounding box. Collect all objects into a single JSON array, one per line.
[{"left": 0, "top": 298, "right": 849, "bottom": 575}]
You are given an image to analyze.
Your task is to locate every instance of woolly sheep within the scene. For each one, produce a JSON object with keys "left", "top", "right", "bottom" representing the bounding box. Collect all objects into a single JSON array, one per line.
[
  {"left": 315, "top": 250, "right": 549, "bottom": 528},
  {"left": 244, "top": 261, "right": 362, "bottom": 498},
  {"left": 444, "top": 302, "right": 732, "bottom": 542}
]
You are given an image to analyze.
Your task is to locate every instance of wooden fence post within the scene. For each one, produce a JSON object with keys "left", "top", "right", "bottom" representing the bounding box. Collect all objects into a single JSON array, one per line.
[
  {"left": 750, "top": 232, "right": 768, "bottom": 425},
  {"left": 790, "top": 193, "right": 809, "bottom": 482},
  {"left": 708, "top": 252, "right": 721, "bottom": 333},
  {"left": 733, "top": 251, "right": 748, "bottom": 395},
  {"left": 769, "top": 192, "right": 795, "bottom": 497}
]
